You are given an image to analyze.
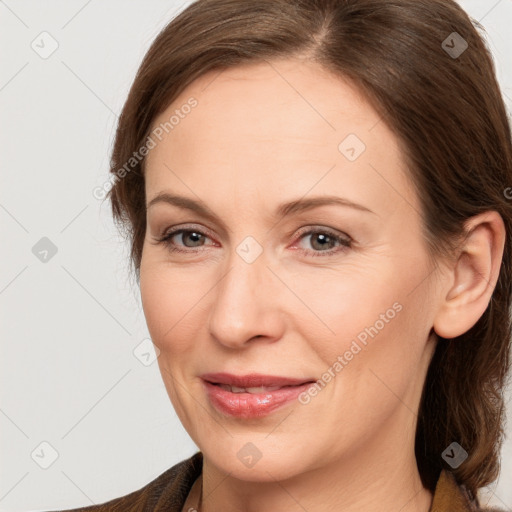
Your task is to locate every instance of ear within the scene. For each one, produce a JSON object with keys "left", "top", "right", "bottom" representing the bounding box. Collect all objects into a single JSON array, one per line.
[{"left": 432, "top": 211, "right": 506, "bottom": 339}]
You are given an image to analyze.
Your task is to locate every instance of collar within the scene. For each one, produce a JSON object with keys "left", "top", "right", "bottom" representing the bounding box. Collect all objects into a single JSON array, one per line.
[{"left": 429, "top": 469, "right": 480, "bottom": 512}]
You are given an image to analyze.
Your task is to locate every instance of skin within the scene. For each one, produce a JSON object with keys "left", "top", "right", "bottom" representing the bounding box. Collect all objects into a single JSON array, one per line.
[{"left": 139, "top": 57, "right": 506, "bottom": 512}]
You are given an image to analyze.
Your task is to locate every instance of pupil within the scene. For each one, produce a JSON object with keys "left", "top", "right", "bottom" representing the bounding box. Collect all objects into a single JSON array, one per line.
[
  {"left": 313, "top": 233, "right": 331, "bottom": 250},
  {"left": 186, "top": 232, "right": 202, "bottom": 246}
]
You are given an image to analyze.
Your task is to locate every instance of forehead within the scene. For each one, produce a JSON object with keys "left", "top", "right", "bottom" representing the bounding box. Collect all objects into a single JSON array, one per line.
[{"left": 144, "top": 58, "right": 419, "bottom": 221}]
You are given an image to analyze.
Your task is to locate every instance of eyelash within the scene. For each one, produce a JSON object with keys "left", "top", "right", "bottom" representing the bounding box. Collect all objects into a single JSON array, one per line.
[{"left": 155, "top": 225, "right": 352, "bottom": 258}]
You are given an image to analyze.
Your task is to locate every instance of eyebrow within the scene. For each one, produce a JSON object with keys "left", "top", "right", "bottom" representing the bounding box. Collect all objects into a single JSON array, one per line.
[{"left": 146, "top": 192, "right": 377, "bottom": 221}]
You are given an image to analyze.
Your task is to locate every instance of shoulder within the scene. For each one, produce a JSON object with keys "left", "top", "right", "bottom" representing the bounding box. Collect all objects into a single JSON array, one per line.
[
  {"left": 430, "top": 470, "right": 507, "bottom": 512},
  {"left": 43, "top": 451, "right": 203, "bottom": 512}
]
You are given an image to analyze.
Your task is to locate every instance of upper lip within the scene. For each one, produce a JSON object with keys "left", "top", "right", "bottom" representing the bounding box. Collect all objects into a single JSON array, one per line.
[{"left": 201, "top": 372, "right": 316, "bottom": 388}]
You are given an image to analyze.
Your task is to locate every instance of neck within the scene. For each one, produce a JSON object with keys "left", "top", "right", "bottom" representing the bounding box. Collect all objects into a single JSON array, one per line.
[{"left": 197, "top": 431, "right": 433, "bottom": 512}]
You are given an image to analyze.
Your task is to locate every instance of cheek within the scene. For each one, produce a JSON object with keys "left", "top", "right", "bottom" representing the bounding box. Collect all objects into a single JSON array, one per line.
[
  {"left": 287, "top": 265, "right": 397, "bottom": 357},
  {"left": 139, "top": 262, "right": 207, "bottom": 354},
  {"left": 297, "top": 281, "right": 427, "bottom": 446},
  {"left": 313, "top": 293, "right": 404, "bottom": 376},
  {"left": 295, "top": 256, "right": 427, "bottom": 381}
]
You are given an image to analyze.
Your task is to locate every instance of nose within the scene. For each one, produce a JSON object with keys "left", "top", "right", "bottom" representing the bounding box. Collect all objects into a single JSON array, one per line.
[{"left": 208, "top": 252, "right": 286, "bottom": 349}]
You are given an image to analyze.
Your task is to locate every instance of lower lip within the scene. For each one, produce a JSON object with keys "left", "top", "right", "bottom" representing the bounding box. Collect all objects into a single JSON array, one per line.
[{"left": 202, "top": 380, "right": 314, "bottom": 418}]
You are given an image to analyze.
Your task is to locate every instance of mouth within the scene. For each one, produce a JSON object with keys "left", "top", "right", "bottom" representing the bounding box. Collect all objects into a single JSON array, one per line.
[
  {"left": 209, "top": 382, "right": 307, "bottom": 393},
  {"left": 200, "top": 373, "right": 317, "bottom": 418},
  {"left": 200, "top": 372, "right": 316, "bottom": 389}
]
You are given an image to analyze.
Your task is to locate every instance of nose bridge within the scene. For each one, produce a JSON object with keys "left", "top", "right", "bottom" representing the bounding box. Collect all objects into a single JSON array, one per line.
[{"left": 208, "top": 245, "right": 283, "bottom": 348}]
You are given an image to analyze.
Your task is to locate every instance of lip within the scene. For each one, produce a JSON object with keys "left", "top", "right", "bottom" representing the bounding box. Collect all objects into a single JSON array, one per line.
[
  {"left": 200, "top": 372, "right": 316, "bottom": 419},
  {"left": 200, "top": 372, "right": 315, "bottom": 388}
]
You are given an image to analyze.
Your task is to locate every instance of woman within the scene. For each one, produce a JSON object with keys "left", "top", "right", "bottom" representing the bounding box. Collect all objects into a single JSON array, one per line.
[{"left": 52, "top": 0, "right": 511, "bottom": 510}]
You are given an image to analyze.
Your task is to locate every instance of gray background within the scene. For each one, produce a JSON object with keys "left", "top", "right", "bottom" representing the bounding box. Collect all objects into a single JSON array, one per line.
[{"left": 1, "top": 1, "right": 511, "bottom": 510}]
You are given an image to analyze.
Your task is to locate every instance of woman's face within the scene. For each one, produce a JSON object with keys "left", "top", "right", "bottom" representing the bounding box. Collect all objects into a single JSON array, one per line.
[{"left": 140, "top": 58, "right": 441, "bottom": 480}]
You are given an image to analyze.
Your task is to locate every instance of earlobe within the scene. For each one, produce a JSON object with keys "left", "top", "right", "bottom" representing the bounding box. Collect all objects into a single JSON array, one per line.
[{"left": 432, "top": 211, "right": 506, "bottom": 340}]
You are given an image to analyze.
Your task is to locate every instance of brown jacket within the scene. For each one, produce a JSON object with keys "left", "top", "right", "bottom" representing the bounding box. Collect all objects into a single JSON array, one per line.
[{"left": 48, "top": 451, "right": 504, "bottom": 512}]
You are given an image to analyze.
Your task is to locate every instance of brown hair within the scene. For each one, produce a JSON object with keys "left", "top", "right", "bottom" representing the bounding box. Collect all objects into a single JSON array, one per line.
[{"left": 106, "top": 0, "right": 512, "bottom": 497}]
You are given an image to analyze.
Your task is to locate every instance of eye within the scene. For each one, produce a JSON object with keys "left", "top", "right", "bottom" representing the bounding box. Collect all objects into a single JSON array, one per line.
[
  {"left": 154, "top": 224, "right": 352, "bottom": 257},
  {"left": 155, "top": 225, "right": 215, "bottom": 253},
  {"left": 293, "top": 227, "right": 352, "bottom": 257}
]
